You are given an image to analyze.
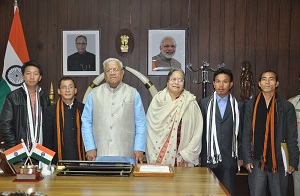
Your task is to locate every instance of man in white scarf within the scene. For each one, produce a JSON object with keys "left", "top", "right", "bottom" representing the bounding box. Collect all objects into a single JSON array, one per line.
[
  {"left": 199, "top": 68, "right": 244, "bottom": 196},
  {"left": 0, "top": 60, "right": 49, "bottom": 163}
]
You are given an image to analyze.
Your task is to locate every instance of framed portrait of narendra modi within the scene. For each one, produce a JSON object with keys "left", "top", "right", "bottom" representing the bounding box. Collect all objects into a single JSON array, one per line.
[{"left": 148, "top": 29, "right": 186, "bottom": 76}]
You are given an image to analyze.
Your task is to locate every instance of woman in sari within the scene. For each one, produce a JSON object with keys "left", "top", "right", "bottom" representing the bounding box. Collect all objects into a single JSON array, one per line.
[{"left": 146, "top": 68, "right": 203, "bottom": 167}]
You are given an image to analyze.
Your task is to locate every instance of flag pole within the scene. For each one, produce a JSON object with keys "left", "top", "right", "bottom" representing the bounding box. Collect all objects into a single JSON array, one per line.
[{"left": 20, "top": 138, "right": 34, "bottom": 166}]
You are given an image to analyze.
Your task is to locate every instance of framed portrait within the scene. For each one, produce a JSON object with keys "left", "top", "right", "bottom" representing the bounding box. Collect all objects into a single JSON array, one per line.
[
  {"left": 62, "top": 30, "right": 100, "bottom": 76},
  {"left": 148, "top": 29, "right": 186, "bottom": 76}
]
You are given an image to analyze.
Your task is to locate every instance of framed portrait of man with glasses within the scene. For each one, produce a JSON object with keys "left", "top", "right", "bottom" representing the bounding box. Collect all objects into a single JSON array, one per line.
[
  {"left": 62, "top": 30, "right": 100, "bottom": 76},
  {"left": 148, "top": 29, "right": 186, "bottom": 76}
]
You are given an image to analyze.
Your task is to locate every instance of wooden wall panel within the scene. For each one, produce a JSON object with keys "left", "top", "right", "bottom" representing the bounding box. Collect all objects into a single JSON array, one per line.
[
  {"left": 277, "top": 0, "right": 292, "bottom": 98},
  {"left": 234, "top": 0, "right": 246, "bottom": 97},
  {"left": 266, "top": 0, "right": 280, "bottom": 74},
  {"left": 57, "top": 0, "right": 69, "bottom": 90},
  {"left": 210, "top": 0, "right": 221, "bottom": 73},
  {"left": 208, "top": 0, "right": 222, "bottom": 96},
  {"left": 189, "top": 0, "right": 211, "bottom": 99},
  {"left": 138, "top": 0, "right": 152, "bottom": 110},
  {"left": 98, "top": 0, "right": 110, "bottom": 73},
  {"left": 245, "top": 0, "right": 257, "bottom": 96},
  {"left": 254, "top": 0, "right": 268, "bottom": 89},
  {"left": 0, "top": 0, "right": 299, "bottom": 110},
  {"left": 187, "top": 0, "right": 200, "bottom": 98},
  {"left": 290, "top": 0, "right": 300, "bottom": 98},
  {"left": 224, "top": 0, "right": 236, "bottom": 94},
  {"left": 37, "top": 1, "right": 49, "bottom": 91},
  {"left": 161, "top": 0, "right": 171, "bottom": 27}
]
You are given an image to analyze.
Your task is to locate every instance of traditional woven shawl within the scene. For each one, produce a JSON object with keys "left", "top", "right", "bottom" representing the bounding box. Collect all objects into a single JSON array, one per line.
[
  {"left": 146, "top": 88, "right": 202, "bottom": 166},
  {"left": 56, "top": 98, "right": 85, "bottom": 161},
  {"left": 252, "top": 92, "right": 277, "bottom": 173},
  {"left": 206, "top": 91, "right": 240, "bottom": 164},
  {"left": 23, "top": 84, "right": 43, "bottom": 149}
]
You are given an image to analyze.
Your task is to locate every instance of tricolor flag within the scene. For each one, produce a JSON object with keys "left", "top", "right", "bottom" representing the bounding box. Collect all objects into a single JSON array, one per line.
[
  {"left": 4, "top": 143, "right": 28, "bottom": 164},
  {"left": 30, "top": 143, "right": 55, "bottom": 165},
  {"left": 0, "top": 3, "right": 29, "bottom": 111}
]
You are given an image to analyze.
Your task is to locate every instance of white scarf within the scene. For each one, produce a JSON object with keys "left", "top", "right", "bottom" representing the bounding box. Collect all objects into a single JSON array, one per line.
[
  {"left": 206, "top": 91, "right": 239, "bottom": 164},
  {"left": 22, "top": 84, "right": 43, "bottom": 149},
  {"left": 146, "top": 88, "right": 203, "bottom": 166}
]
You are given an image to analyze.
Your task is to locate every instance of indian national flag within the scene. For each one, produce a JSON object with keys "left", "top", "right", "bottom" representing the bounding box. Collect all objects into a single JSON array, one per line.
[
  {"left": 4, "top": 143, "right": 28, "bottom": 164},
  {"left": 30, "top": 143, "right": 55, "bottom": 165},
  {"left": 0, "top": 4, "right": 29, "bottom": 111}
]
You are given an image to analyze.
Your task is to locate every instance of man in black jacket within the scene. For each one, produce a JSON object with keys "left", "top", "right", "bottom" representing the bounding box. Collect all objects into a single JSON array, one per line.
[
  {"left": 43, "top": 77, "right": 85, "bottom": 164},
  {"left": 242, "top": 70, "right": 299, "bottom": 196},
  {"left": 0, "top": 60, "right": 50, "bottom": 151}
]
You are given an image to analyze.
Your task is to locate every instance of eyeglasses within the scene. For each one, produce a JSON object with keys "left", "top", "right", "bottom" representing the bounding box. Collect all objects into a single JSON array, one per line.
[
  {"left": 105, "top": 68, "right": 122, "bottom": 74},
  {"left": 76, "top": 42, "right": 87, "bottom": 46},
  {"left": 60, "top": 85, "right": 75, "bottom": 90},
  {"left": 169, "top": 77, "right": 184, "bottom": 83}
]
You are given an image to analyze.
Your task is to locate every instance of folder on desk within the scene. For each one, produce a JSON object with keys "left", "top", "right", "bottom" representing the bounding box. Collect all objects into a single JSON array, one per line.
[
  {"left": 281, "top": 142, "right": 289, "bottom": 174},
  {"left": 56, "top": 160, "right": 132, "bottom": 177}
]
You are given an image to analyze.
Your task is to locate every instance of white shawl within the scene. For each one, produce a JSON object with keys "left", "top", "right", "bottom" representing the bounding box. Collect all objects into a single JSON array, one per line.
[{"left": 146, "top": 88, "right": 203, "bottom": 166}]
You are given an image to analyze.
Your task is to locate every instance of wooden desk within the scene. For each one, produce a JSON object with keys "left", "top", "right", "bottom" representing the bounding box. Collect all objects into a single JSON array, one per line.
[{"left": 0, "top": 167, "right": 229, "bottom": 196}]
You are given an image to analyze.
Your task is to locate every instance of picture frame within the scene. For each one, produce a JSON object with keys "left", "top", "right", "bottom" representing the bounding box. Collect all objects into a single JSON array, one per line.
[
  {"left": 62, "top": 30, "right": 100, "bottom": 76},
  {"left": 148, "top": 29, "right": 186, "bottom": 76}
]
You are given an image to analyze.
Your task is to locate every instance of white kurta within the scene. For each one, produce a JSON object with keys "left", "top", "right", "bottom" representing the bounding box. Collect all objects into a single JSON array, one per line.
[{"left": 92, "top": 82, "right": 136, "bottom": 157}]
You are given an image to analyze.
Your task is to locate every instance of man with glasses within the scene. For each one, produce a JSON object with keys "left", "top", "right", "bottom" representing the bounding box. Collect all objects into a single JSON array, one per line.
[
  {"left": 81, "top": 58, "right": 146, "bottom": 165},
  {"left": 43, "top": 77, "right": 85, "bottom": 164},
  {"left": 152, "top": 36, "right": 181, "bottom": 71},
  {"left": 67, "top": 35, "right": 95, "bottom": 71}
]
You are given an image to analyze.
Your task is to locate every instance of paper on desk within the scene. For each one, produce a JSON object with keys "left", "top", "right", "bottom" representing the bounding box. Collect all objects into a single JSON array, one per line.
[{"left": 139, "top": 165, "right": 170, "bottom": 173}]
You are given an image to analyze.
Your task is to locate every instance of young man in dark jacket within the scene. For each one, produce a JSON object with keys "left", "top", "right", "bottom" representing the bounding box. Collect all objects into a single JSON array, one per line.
[{"left": 0, "top": 60, "right": 50, "bottom": 151}]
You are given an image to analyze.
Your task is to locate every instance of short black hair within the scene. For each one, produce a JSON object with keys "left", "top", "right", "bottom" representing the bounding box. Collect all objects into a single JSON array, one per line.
[
  {"left": 21, "top": 60, "right": 43, "bottom": 76},
  {"left": 58, "top": 76, "right": 76, "bottom": 88},
  {"left": 213, "top": 68, "right": 233, "bottom": 82},
  {"left": 259, "top": 70, "right": 279, "bottom": 81}
]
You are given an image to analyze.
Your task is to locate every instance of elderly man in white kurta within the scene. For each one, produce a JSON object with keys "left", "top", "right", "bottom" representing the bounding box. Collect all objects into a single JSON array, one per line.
[{"left": 81, "top": 58, "right": 146, "bottom": 164}]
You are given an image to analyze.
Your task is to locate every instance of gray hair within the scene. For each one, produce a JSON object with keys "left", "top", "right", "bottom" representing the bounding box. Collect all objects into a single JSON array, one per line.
[
  {"left": 103, "top": 58, "right": 124, "bottom": 71},
  {"left": 160, "top": 36, "right": 177, "bottom": 47}
]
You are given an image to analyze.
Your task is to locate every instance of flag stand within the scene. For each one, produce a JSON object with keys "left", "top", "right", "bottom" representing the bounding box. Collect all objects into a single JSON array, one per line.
[
  {"left": 14, "top": 156, "right": 42, "bottom": 181},
  {"left": 16, "top": 165, "right": 42, "bottom": 181},
  {"left": 10, "top": 140, "right": 43, "bottom": 181}
]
